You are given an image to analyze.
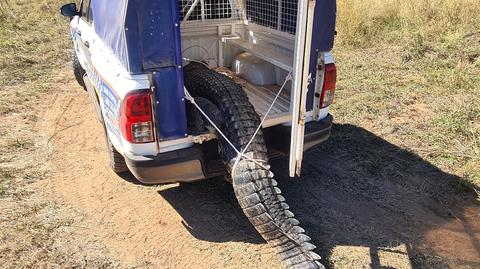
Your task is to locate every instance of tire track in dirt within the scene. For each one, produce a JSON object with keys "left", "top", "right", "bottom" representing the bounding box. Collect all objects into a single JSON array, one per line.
[{"left": 37, "top": 77, "right": 281, "bottom": 269}]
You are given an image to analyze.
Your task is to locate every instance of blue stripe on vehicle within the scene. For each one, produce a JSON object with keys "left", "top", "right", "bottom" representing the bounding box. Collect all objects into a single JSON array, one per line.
[{"left": 84, "top": 62, "right": 122, "bottom": 141}]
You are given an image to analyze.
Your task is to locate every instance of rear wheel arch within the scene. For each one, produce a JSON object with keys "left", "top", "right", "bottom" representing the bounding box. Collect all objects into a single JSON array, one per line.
[{"left": 83, "top": 74, "right": 127, "bottom": 172}]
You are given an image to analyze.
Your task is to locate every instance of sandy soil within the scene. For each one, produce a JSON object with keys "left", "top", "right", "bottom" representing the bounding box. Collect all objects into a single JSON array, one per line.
[{"left": 33, "top": 74, "right": 480, "bottom": 268}]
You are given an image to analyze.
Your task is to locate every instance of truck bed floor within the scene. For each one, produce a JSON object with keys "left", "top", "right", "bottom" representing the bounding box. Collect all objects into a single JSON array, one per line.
[{"left": 217, "top": 67, "right": 292, "bottom": 128}]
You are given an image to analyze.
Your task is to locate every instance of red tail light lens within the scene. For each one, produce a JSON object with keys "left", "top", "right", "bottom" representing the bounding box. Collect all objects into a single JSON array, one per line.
[
  {"left": 119, "top": 91, "right": 155, "bottom": 143},
  {"left": 320, "top": 63, "right": 337, "bottom": 108}
]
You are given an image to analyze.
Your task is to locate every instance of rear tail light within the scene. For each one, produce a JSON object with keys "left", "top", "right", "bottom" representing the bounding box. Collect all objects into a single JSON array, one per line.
[
  {"left": 119, "top": 91, "right": 155, "bottom": 143},
  {"left": 320, "top": 63, "right": 337, "bottom": 108}
]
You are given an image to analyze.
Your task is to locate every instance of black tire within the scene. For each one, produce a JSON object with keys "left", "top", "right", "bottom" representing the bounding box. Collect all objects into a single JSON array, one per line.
[
  {"left": 184, "top": 63, "right": 324, "bottom": 269},
  {"left": 102, "top": 125, "right": 128, "bottom": 173},
  {"left": 72, "top": 47, "right": 86, "bottom": 89}
]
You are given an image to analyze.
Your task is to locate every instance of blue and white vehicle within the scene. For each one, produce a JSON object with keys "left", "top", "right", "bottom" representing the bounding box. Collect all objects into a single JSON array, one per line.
[{"left": 61, "top": 1, "right": 336, "bottom": 267}]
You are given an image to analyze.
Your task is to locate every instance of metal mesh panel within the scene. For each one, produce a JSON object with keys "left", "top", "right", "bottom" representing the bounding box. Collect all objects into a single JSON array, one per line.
[
  {"left": 281, "top": 0, "right": 297, "bottom": 34},
  {"left": 245, "top": 0, "right": 297, "bottom": 34},
  {"left": 179, "top": 0, "right": 201, "bottom": 21},
  {"left": 245, "top": 0, "right": 279, "bottom": 29},
  {"left": 179, "top": 0, "right": 238, "bottom": 22},
  {"left": 205, "top": 0, "right": 233, "bottom": 19}
]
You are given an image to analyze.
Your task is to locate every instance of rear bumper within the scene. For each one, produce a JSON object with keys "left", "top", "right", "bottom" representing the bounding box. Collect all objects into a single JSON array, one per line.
[
  {"left": 264, "top": 114, "right": 333, "bottom": 155},
  {"left": 124, "top": 144, "right": 225, "bottom": 185},
  {"left": 125, "top": 114, "right": 333, "bottom": 184},
  {"left": 303, "top": 114, "right": 334, "bottom": 151}
]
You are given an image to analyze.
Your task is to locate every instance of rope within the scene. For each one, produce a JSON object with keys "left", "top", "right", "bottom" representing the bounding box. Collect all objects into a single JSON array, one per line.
[
  {"left": 231, "top": 72, "right": 292, "bottom": 176},
  {"left": 184, "top": 72, "right": 293, "bottom": 178},
  {"left": 185, "top": 73, "right": 321, "bottom": 264}
]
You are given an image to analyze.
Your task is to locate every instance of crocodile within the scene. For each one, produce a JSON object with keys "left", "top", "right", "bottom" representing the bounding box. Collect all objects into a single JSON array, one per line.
[{"left": 184, "top": 63, "right": 325, "bottom": 269}]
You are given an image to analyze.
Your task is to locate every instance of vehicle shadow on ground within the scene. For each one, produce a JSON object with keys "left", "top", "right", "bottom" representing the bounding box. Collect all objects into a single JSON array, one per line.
[
  {"left": 158, "top": 124, "right": 480, "bottom": 268},
  {"left": 158, "top": 176, "right": 264, "bottom": 244}
]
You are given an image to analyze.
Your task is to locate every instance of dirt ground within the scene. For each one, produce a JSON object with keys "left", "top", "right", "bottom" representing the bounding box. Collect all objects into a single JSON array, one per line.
[
  {"left": 0, "top": 0, "right": 478, "bottom": 267},
  {"left": 22, "top": 72, "right": 478, "bottom": 268}
]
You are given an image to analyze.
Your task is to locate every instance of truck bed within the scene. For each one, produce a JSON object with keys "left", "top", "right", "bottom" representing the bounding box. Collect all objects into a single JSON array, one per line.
[{"left": 217, "top": 68, "right": 292, "bottom": 128}]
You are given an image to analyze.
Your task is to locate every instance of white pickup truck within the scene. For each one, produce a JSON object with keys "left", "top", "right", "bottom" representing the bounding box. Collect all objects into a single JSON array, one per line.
[{"left": 61, "top": 1, "right": 337, "bottom": 268}]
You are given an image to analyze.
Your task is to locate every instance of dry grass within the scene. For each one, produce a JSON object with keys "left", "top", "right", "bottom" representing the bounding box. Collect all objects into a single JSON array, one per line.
[
  {"left": 334, "top": 0, "right": 480, "bottom": 191},
  {"left": 337, "top": 0, "right": 480, "bottom": 46},
  {"left": 0, "top": 1, "right": 122, "bottom": 267},
  {"left": 0, "top": 0, "right": 70, "bottom": 113}
]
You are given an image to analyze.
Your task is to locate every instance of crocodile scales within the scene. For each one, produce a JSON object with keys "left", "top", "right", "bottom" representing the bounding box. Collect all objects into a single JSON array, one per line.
[{"left": 184, "top": 63, "right": 325, "bottom": 269}]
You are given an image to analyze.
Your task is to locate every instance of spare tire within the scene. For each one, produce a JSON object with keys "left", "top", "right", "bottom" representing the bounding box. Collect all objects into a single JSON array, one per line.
[{"left": 184, "top": 63, "right": 324, "bottom": 269}]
